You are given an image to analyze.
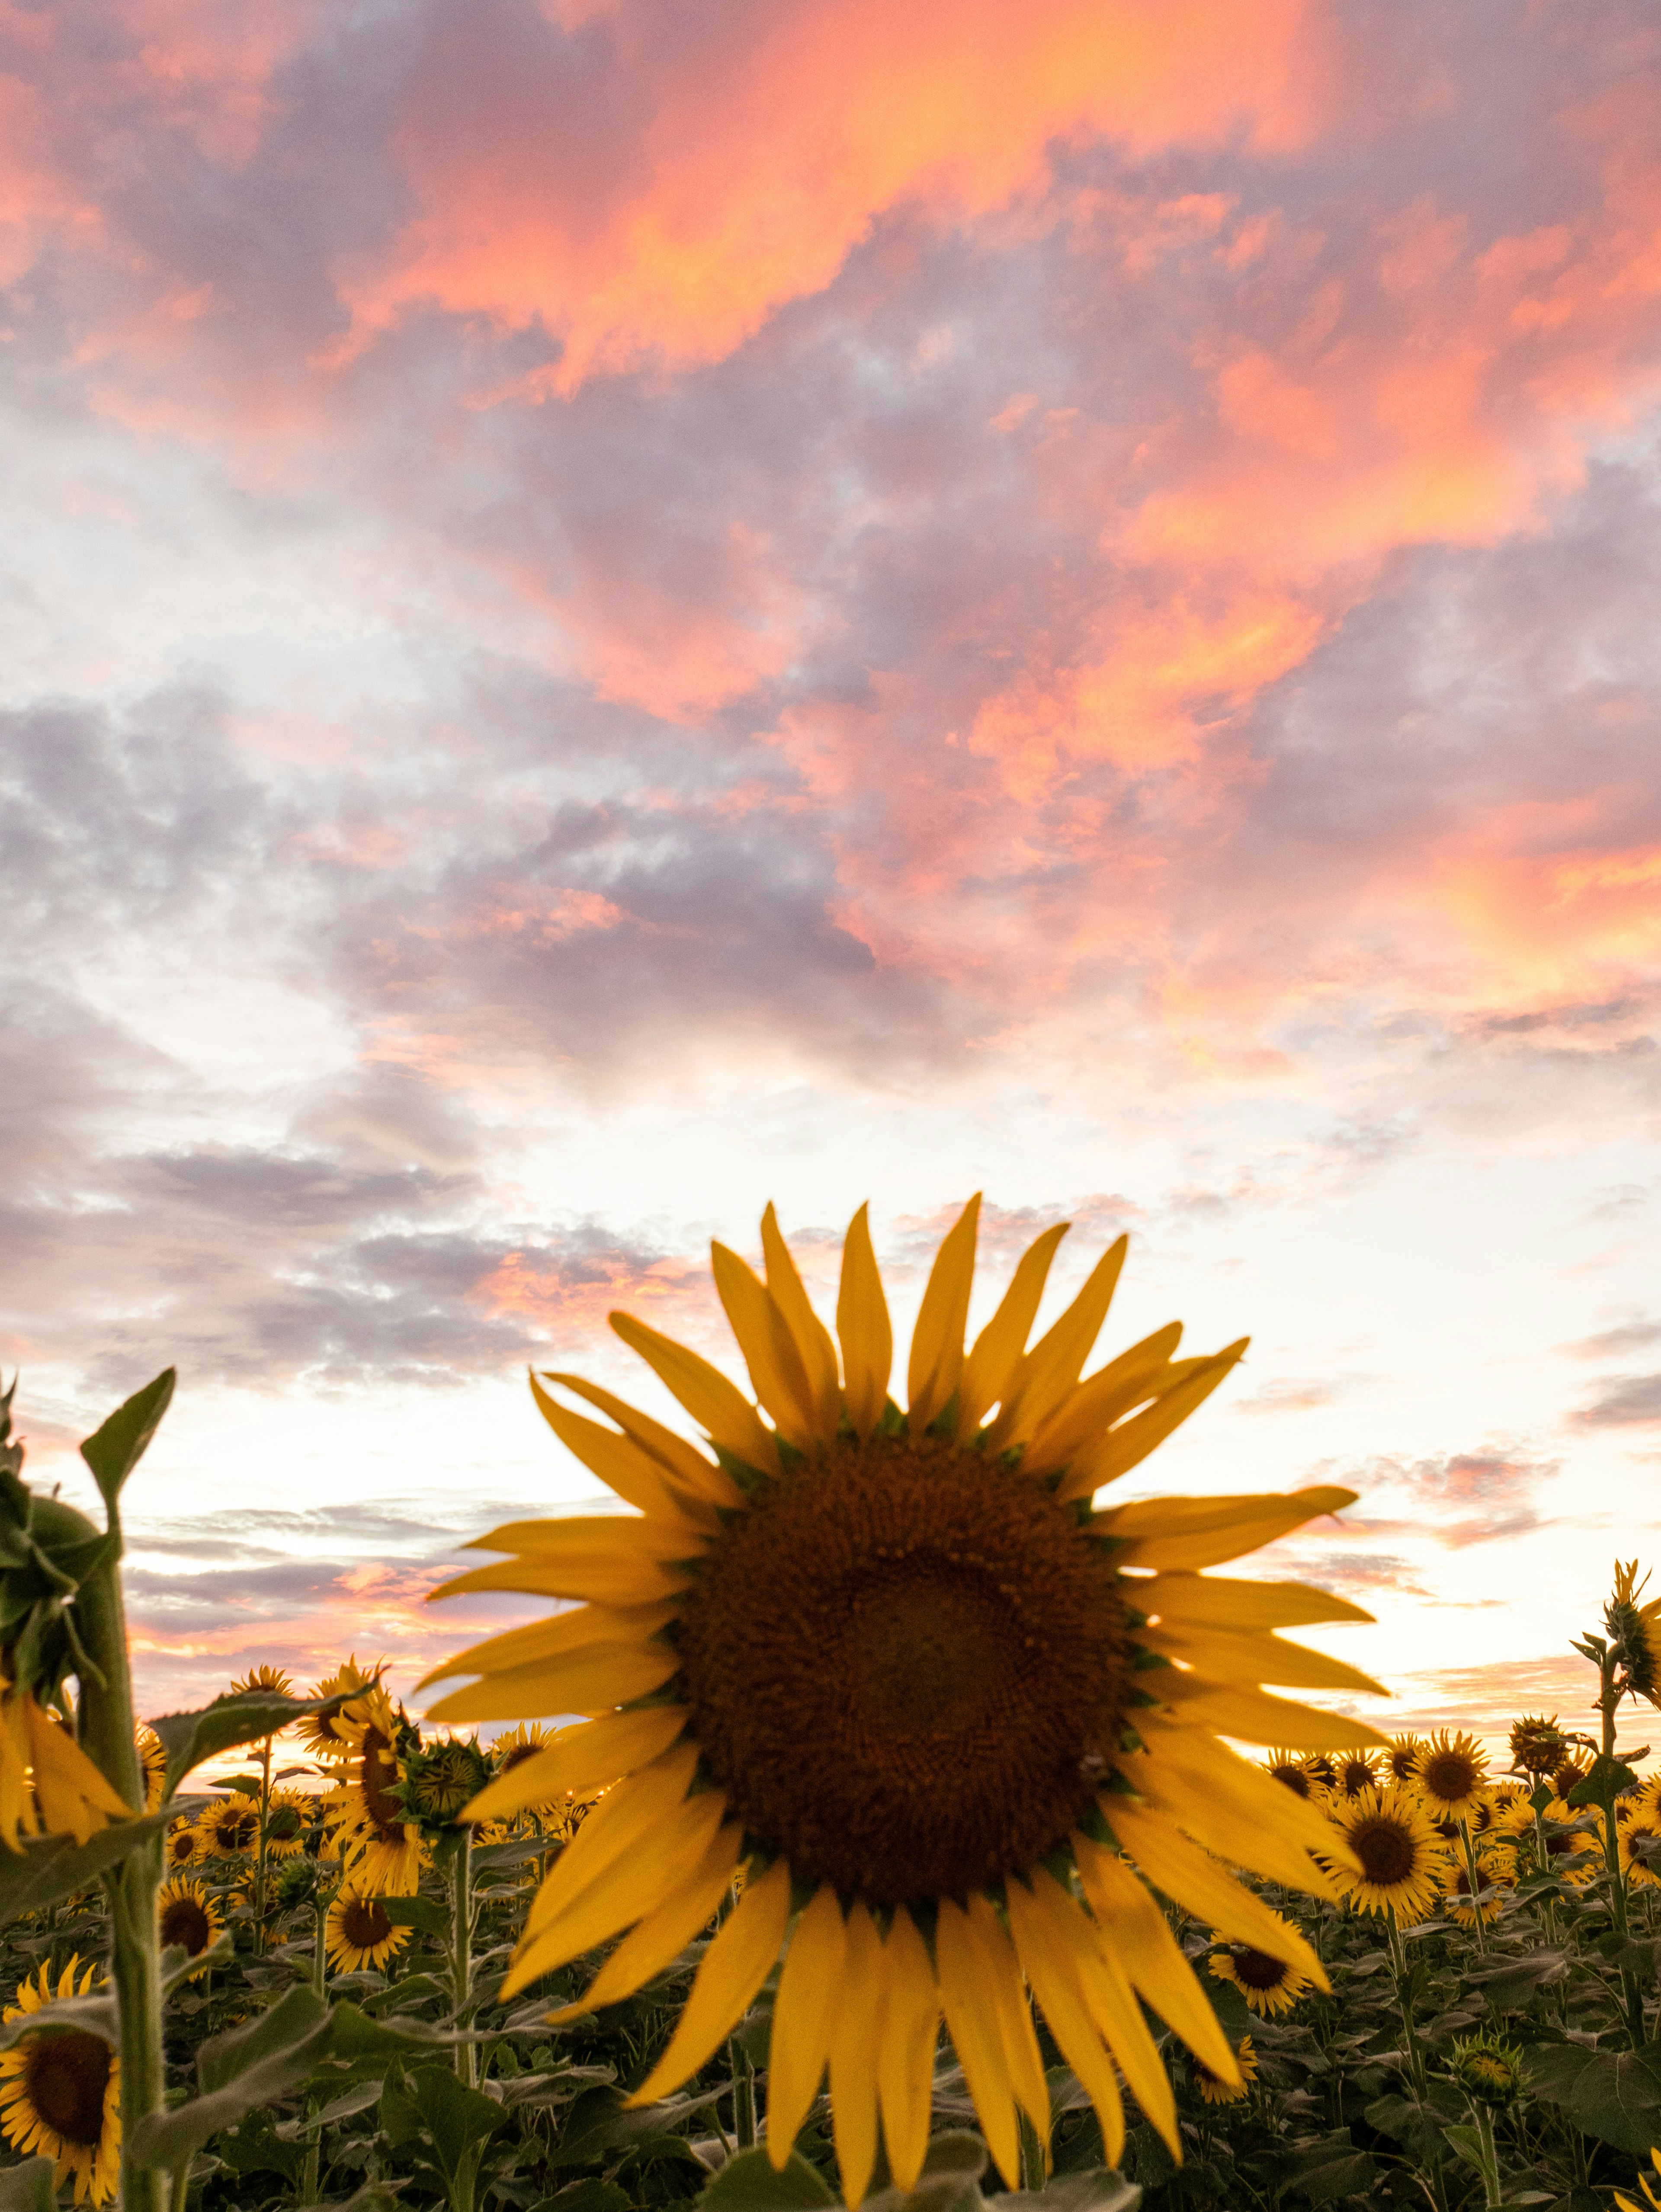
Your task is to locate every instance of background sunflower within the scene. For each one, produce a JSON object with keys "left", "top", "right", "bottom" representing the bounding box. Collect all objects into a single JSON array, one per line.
[{"left": 0, "top": 1957, "right": 120, "bottom": 2207}]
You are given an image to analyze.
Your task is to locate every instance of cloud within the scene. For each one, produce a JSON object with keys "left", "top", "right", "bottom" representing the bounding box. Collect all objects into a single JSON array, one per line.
[{"left": 1575, "top": 1373, "right": 1661, "bottom": 1428}]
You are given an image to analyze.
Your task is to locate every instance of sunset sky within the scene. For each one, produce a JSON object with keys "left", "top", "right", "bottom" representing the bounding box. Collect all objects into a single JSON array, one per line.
[{"left": 4, "top": 0, "right": 1661, "bottom": 1757}]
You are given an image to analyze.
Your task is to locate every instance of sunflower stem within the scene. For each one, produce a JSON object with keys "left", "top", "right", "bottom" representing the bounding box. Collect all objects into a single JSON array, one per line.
[
  {"left": 1383, "top": 1909, "right": 1426, "bottom": 2100},
  {"left": 1469, "top": 2098, "right": 1504, "bottom": 2209},
  {"left": 1017, "top": 2108, "right": 1047, "bottom": 2192},
  {"left": 450, "top": 1829, "right": 478, "bottom": 2088},
  {"left": 1594, "top": 1648, "right": 1647, "bottom": 2040},
  {"left": 1458, "top": 1821, "right": 1489, "bottom": 1954},
  {"left": 254, "top": 1729, "right": 273, "bottom": 1956},
  {"left": 729, "top": 2035, "right": 757, "bottom": 2150}
]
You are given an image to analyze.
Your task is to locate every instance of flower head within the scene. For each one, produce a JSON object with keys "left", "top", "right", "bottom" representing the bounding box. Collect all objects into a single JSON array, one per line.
[
  {"left": 135, "top": 1726, "right": 167, "bottom": 1815},
  {"left": 1445, "top": 1847, "right": 1517, "bottom": 1927},
  {"left": 197, "top": 1793, "right": 260, "bottom": 1858},
  {"left": 157, "top": 1879, "right": 223, "bottom": 1981},
  {"left": 300, "top": 1655, "right": 379, "bottom": 1757},
  {"left": 325, "top": 1889, "right": 409, "bottom": 1973},
  {"left": 0, "top": 1957, "right": 121, "bottom": 2205},
  {"left": 1326, "top": 1784, "right": 1451, "bottom": 1922},
  {"left": 1608, "top": 1563, "right": 1661, "bottom": 1704},
  {"left": 424, "top": 1198, "right": 1384, "bottom": 2201},
  {"left": 1208, "top": 1918, "right": 1312, "bottom": 2016},
  {"left": 1384, "top": 1734, "right": 1425, "bottom": 1785},
  {"left": 1508, "top": 1714, "right": 1568, "bottom": 1779},
  {"left": 229, "top": 1663, "right": 295, "bottom": 1699},
  {"left": 1414, "top": 1729, "right": 1488, "bottom": 1819},
  {"left": 1451, "top": 2032, "right": 1526, "bottom": 2108},
  {"left": 1193, "top": 2036, "right": 1257, "bottom": 2106},
  {"left": 1262, "top": 1748, "right": 1315, "bottom": 1799}
]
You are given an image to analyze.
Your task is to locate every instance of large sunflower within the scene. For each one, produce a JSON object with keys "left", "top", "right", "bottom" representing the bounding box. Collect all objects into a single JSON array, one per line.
[
  {"left": 1325, "top": 1783, "right": 1450, "bottom": 1922},
  {"left": 1413, "top": 1729, "right": 1488, "bottom": 1820},
  {"left": 425, "top": 1199, "right": 1385, "bottom": 2198},
  {"left": 299, "top": 1656, "right": 377, "bottom": 1756},
  {"left": 0, "top": 1958, "right": 121, "bottom": 2206},
  {"left": 157, "top": 1879, "right": 224, "bottom": 1979}
]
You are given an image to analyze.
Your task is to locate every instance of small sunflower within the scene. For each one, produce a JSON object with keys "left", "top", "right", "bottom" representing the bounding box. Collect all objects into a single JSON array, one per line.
[
  {"left": 1444, "top": 1849, "right": 1516, "bottom": 1928},
  {"left": 157, "top": 1878, "right": 224, "bottom": 1979},
  {"left": 1193, "top": 2035, "right": 1257, "bottom": 2106},
  {"left": 1609, "top": 1562, "right": 1661, "bottom": 1703},
  {"left": 1539, "top": 1798, "right": 1601, "bottom": 1885},
  {"left": 1413, "top": 1729, "right": 1488, "bottom": 1819},
  {"left": 300, "top": 1656, "right": 378, "bottom": 1756},
  {"left": 164, "top": 1819, "right": 203, "bottom": 1873},
  {"left": 423, "top": 1197, "right": 1384, "bottom": 2199},
  {"left": 1618, "top": 1802, "right": 1661, "bottom": 1892},
  {"left": 263, "top": 1787, "right": 313, "bottom": 1859},
  {"left": 1263, "top": 1748, "right": 1315, "bottom": 1799},
  {"left": 197, "top": 1793, "right": 260, "bottom": 1858},
  {"left": 1302, "top": 1754, "right": 1337, "bottom": 1789},
  {"left": 1508, "top": 1714, "right": 1568, "bottom": 1780},
  {"left": 0, "top": 1957, "right": 121, "bottom": 2205},
  {"left": 1470, "top": 1782, "right": 1529, "bottom": 1837},
  {"left": 1208, "top": 1920, "right": 1311, "bottom": 2015},
  {"left": 1618, "top": 2146, "right": 1661, "bottom": 2212},
  {"left": 229, "top": 1663, "right": 296, "bottom": 1698},
  {"left": 1551, "top": 1755, "right": 1590, "bottom": 1799},
  {"left": 1327, "top": 1784, "right": 1451, "bottom": 1922},
  {"left": 135, "top": 1725, "right": 167, "bottom": 1814},
  {"left": 1330, "top": 1751, "right": 1381, "bottom": 1800},
  {"left": 1384, "top": 1734, "right": 1425, "bottom": 1785},
  {"left": 325, "top": 1889, "right": 410, "bottom": 1973}
]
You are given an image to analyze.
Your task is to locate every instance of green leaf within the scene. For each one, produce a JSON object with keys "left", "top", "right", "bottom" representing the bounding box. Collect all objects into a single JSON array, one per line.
[
  {"left": 1567, "top": 1755, "right": 1638, "bottom": 1806},
  {"left": 0, "top": 1807, "right": 172, "bottom": 1921},
  {"left": 0, "top": 2158, "right": 58, "bottom": 2211},
  {"left": 857, "top": 2132, "right": 990, "bottom": 2212},
  {"left": 1000, "top": 2172, "right": 1141, "bottom": 2212},
  {"left": 387, "top": 2064, "right": 507, "bottom": 2193},
  {"left": 548, "top": 2082, "right": 734, "bottom": 2168},
  {"left": 151, "top": 1688, "right": 349, "bottom": 1799},
  {"left": 537, "top": 2184, "right": 633, "bottom": 2212},
  {"left": 1292, "top": 2154, "right": 1376, "bottom": 2206},
  {"left": 1465, "top": 1950, "right": 1569, "bottom": 2010},
  {"left": 700, "top": 2148, "right": 836, "bottom": 2212},
  {"left": 79, "top": 1368, "right": 174, "bottom": 1515},
  {"left": 1524, "top": 2042, "right": 1661, "bottom": 2153},
  {"left": 291, "top": 2184, "right": 406, "bottom": 2212},
  {"left": 278, "top": 2078, "right": 385, "bottom": 2137},
  {"left": 0, "top": 1991, "right": 119, "bottom": 2052},
  {"left": 1442, "top": 2124, "right": 1488, "bottom": 2173},
  {"left": 199, "top": 1985, "right": 330, "bottom": 2093},
  {"left": 214, "top": 2108, "right": 310, "bottom": 2188},
  {"left": 135, "top": 1988, "right": 335, "bottom": 2168},
  {"left": 380, "top": 1893, "right": 451, "bottom": 1938}
]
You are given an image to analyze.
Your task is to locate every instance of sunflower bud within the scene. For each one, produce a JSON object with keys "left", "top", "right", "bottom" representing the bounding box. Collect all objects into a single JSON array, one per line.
[
  {"left": 1451, "top": 2032, "right": 1526, "bottom": 2108},
  {"left": 1607, "top": 1562, "right": 1661, "bottom": 1704},
  {"left": 1509, "top": 1713, "right": 1568, "bottom": 1779}
]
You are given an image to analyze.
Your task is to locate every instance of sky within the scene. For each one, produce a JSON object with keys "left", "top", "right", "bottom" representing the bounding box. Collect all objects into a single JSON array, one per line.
[{"left": 3, "top": 0, "right": 1661, "bottom": 1764}]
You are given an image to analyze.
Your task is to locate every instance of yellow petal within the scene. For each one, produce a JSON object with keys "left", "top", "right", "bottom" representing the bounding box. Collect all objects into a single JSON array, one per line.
[
  {"left": 425, "top": 1642, "right": 677, "bottom": 1722},
  {"left": 1004, "top": 1877, "right": 1125, "bottom": 2168},
  {"left": 875, "top": 1907, "right": 938, "bottom": 2192},
  {"left": 828, "top": 1902, "right": 886, "bottom": 2206},
  {"left": 767, "top": 1885, "right": 847, "bottom": 2164},
  {"left": 935, "top": 1893, "right": 1020, "bottom": 2188},
  {"left": 906, "top": 1194, "right": 981, "bottom": 1433},
  {"left": 1143, "top": 1573, "right": 1373, "bottom": 1632},
  {"left": 762, "top": 1204, "right": 841, "bottom": 1442},
  {"left": 550, "top": 1822, "right": 744, "bottom": 2019},
  {"left": 468, "top": 1516, "right": 701, "bottom": 1562},
  {"left": 986, "top": 1236, "right": 1127, "bottom": 1450},
  {"left": 1153, "top": 1671, "right": 1388, "bottom": 1750},
  {"left": 627, "top": 1859, "right": 792, "bottom": 2106},
  {"left": 522, "top": 1744, "right": 699, "bottom": 1944},
  {"left": 420, "top": 1600, "right": 678, "bottom": 1689},
  {"left": 461, "top": 1706, "right": 686, "bottom": 1823},
  {"left": 1129, "top": 1718, "right": 1356, "bottom": 1889},
  {"left": 964, "top": 1893, "right": 1049, "bottom": 2140},
  {"left": 529, "top": 1373, "right": 716, "bottom": 1531},
  {"left": 1024, "top": 1324, "right": 1184, "bottom": 1475},
  {"left": 1102, "top": 1797, "right": 1327, "bottom": 1991},
  {"left": 507, "top": 1789, "right": 726, "bottom": 1991},
  {"left": 1074, "top": 1841, "right": 1238, "bottom": 2081},
  {"left": 543, "top": 1372, "right": 743, "bottom": 1508},
  {"left": 837, "top": 1204, "right": 892, "bottom": 1440},
  {"left": 1057, "top": 1343, "right": 1247, "bottom": 1499},
  {"left": 958, "top": 1221, "right": 1069, "bottom": 1432},
  {"left": 712, "top": 1242, "right": 816, "bottom": 1447},
  {"left": 1098, "top": 1485, "right": 1358, "bottom": 1572},
  {"left": 610, "top": 1310, "right": 781, "bottom": 1476},
  {"left": 1141, "top": 1623, "right": 1385, "bottom": 1696}
]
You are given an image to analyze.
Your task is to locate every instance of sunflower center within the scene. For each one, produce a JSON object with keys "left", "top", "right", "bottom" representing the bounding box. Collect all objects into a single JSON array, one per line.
[
  {"left": 1340, "top": 1759, "right": 1374, "bottom": 1794},
  {"left": 167, "top": 1835, "right": 196, "bottom": 1865},
  {"left": 160, "top": 1897, "right": 212, "bottom": 1955},
  {"left": 342, "top": 1898, "right": 392, "bottom": 1948},
  {"left": 1352, "top": 1814, "right": 1417, "bottom": 1885},
  {"left": 1268, "top": 1762, "right": 1311, "bottom": 1798},
  {"left": 1232, "top": 1948, "right": 1289, "bottom": 1991},
  {"left": 361, "top": 1729, "right": 403, "bottom": 1828},
  {"left": 675, "top": 1434, "right": 1132, "bottom": 1908},
  {"left": 21, "top": 2031, "right": 110, "bottom": 2147},
  {"left": 500, "top": 1743, "right": 539, "bottom": 1773},
  {"left": 1421, "top": 1751, "right": 1477, "bottom": 1800}
]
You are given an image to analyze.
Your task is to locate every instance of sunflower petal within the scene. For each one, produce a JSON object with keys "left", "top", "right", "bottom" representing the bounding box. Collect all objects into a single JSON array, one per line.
[
  {"left": 1154, "top": 1671, "right": 1387, "bottom": 1750},
  {"left": 762, "top": 1204, "right": 841, "bottom": 1442},
  {"left": 550, "top": 1822, "right": 744, "bottom": 2020},
  {"left": 1142, "top": 1623, "right": 1386, "bottom": 1696},
  {"left": 1074, "top": 1841, "right": 1238, "bottom": 2081},
  {"left": 1058, "top": 1343, "right": 1248, "bottom": 1498},
  {"left": 838, "top": 1204, "right": 893, "bottom": 1439},
  {"left": 965, "top": 1893, "right": 1049, "bottom": 2140},
  {"left": 958, "top": 1221, "right": 1069, "bottom": 1432},
  {"left": 426, "top": 1642, "right": 678, "bottom": 1722},
  {"left": 1144, "top": 1574, "right": 1373, "bottom": 1632},
  {"left": 462, "top": 1707, "right": 687, "bottom": 1823},
  {"left": 767, "top": 1885, "right": 847, "bottom": 2163},
  {"left": 935, "top": 1894, "right": 1020, "bottom": 2188},
  {"left": 829, "top": 1902, "right": 887, "bottom": 2206},
  {"left": 543, "top": 1373, "right": 742, "bottom": 1507},
  {"left": 1025, "top": 1325, "right": 1184, "bottom": 1476},
  {"left": 508, "top": 1790, "right": 726, "bottom": 1989},
  {"left": 1130, "top": 1717, "right": 1358, "bottom": 1888},
  {"left": 986, "top": 1236, "right": 1127, "bottom": 1449},
  {"left": 610, "top": 1311, "right": 781, "bottom": 1476},
  {"left": 529, "top": 1374, "right": 717, "bottom": 1531},
  {"left": 875, "top": 1907, "right": 939, "bottom": 2192},
  {"left": 1005, "top": 1877, "right": 1126, "bottom": 2167},
  {"left": 907, "top": 1196, "right": 981, "bottom": 1433},
  {"left": 712, "top": 1243, "right": 816, "bottom": 1446},
  {"left": 1099, "top": 1485, "right": 1358, "bottom": 1571},
  {"left": 419, "top": 1601, "right": 678, "bottom": 1689},
  {"left": 521, "top": 1745, "right": 699, "bottom": 1946},
  {"left": 1102, "top": 1797, "right": 1328, "bottom": 1991},
  {"left": 627, "top": 1860, "right": 792, "bottom": 2106}
]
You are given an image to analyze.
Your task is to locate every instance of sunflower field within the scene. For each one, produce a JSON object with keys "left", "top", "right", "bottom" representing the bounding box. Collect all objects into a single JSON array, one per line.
[{"left": 5, "top": 1202, "right": 1661, "bottom": 2212}]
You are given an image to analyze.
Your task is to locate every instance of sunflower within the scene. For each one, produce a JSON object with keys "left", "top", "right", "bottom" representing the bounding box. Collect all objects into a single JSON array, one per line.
[
  {"left": 229, "top": 1663, "right": 295, "bottom": 1698},
  {"left": 1262, "top": 1748, "right": 1315, "bottom": 1799},
  {"left": 0, "top": 1957, "right": 121, "bottom": 2206},
  {"left": 423, "top": 1197, "right": 1385, "bottom": 2199},
  {"left": 1618, "top": 2147, "right": 1661, "bottom": 2212},
  {"left": 1551, "top": 1756, "right": 1590, "bottom": 1799},
  {"left": 263, "top": 1787, "right": 313, "bottom": 1858},
  {"left": 1617, "top": 1802, "right": 1661, "bottom": 1891},
  {"left": 164, "top": 1819, "right": 203, "bottom": 1873},
  {"left": 1193, "top": 2035, "right": 1257, "bottom": 2106},
  {"left": 1609, "top": 1563, "right": 1661, "bottom": 1703},
  {"left": 1538, "top": 1798, "right": 1601, "bottom": 1885},
  {"left": 1208, "top": 1918, "right": 1311, "bottom": 2015},
  {"left": 1444, "top": 1848, "right": 1516, "bottom": 1928},
  {"left": 1330, "top": 1750, "right": 1381, "bottom": 1800},
  {"left": 156, "top": 1878, "right": 224, "bottom": 1979},
  {"left": 135, "top": 1725, "right": 167, "bottom": 1814},
  {"left": 300, "top": 1656, "right": 378, "bottom": 1756},
  {"left": 324, "top": 1889, "right": 409, "bottom": 1973},
  {"left": 324, "top": 1689, "right": 426, "bottom": 1894},
  {"left": 1508, "top": 1714, "right": 1568, "bottom": 1780},
  {"left": 0, "top": 1690, "right": 128, "bottom": 1850},
  {"left": 404, "top": 1738, "right": 491, "bottom": 1826},
  {"left": 1326, "top": 1784, "right": 1451, "bottom": 1922},
  {"left": 1471, "top": 1782, "right": 1530, "bottom": 1837},
  {"left": 1413, "top": 1729, "right": 1488, "bottom": 1819},
  {"left": 197, "top": 1793, "right": 260, "bottom": 1857},
  {"left": 1451, "top": 2032, "right": 1525, "bottom": 2108},
  {"left": 1384, "top": 1734, "right": 1425, "bottom": 1785}
]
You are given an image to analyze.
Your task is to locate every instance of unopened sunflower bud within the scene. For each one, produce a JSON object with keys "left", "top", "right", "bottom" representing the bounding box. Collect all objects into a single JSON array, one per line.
[{"left": 1451, "top": 2032, "right": 1526, "bottom": 2108}]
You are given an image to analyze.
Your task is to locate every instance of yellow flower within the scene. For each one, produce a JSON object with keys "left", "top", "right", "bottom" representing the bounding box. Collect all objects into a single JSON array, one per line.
[
  {"left": 1617, "top": 2145, "right": 1661, "bottom": 2211},
  {"left": 0, "top": 1957, "right": 121, "bottom": 2206},
  {"left": 1194, "top": 2035, "right": 1257, "bottom": 2105},
  {"left": 1609, "top": 1563, "right": 1661, "bottom": 1703},
  {"left": 425, "top": 1197, "right": 1384, "bottom": 2201},
  {"left": 1539, "top": 1798, "right": 1603, "bottom": 1886},
  {"left": 135, "top": 1726, "right": 167, "bottom": 1815},
  {"left": 1445, "top": 1847, "right": 1517, "bottom": 1927},
  {"left": 300, "top": 1656, "right": 378, "bottom": 1756},
  {"left": 1261, "top": 1748, "right": 1317, "bottom": 1799},
  {"left": 229, "top": 1663, "right": 296, "bottom": 1699},
  {"left": 324, "top": 1889, "right": 410, "bottom": 1973},
  {"left": 1619, "top": 1801, "right": 1661, "bottom": 1892},
  {"left": 157, "top": 1879, "right": 224, "bottom": 1980},
  {"left": 324, "top": 1689, "right": 426, "bottom": 1895},
  {"left": 1207, "top": 1917, "right": 1311, "bottom": 2015},
  {"left": 197, "top": 1793, "right": 260, "bottom": 1857},
  {"left": 1413, "top": 1730, "right": 1488, "bottom": 1819},
  {"left": 1383, "top": 1734, "right": 1425, "bottom": 1785},
  {"left": 0, "top": 1690, "right": 129, "bottom": 1850},
  {"left": 1329, "top": 1751, "right": 1381, "bottom": 1800},
  {"left": 1326, "top": 1784, "right": 1451, "bottom": 1922},
  {"left": 1508, "top": 1714, "right": 1568, "bottom": 1779},
  {"left": 164, "top": 1818, "right": 203, "bottom": 1873},
  {"left": 263, "top": 1787, "right": 313, "bottom": 1859}
]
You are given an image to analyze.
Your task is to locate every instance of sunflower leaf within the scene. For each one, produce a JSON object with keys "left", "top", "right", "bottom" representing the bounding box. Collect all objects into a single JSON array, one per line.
[
  {"left": 151, "top": 1689, "right": 350, "bottom": 1798},
  {"left": 1000, "top": 2173, "right": 1142, "bottom": 2212},
  {"left": 699, "top": 2149, "right": 835, "bottom": 2212},
  {"left": 0, "top": 2157, "right": 58, "bottom": 2212},
  {"left": 78, "top": 1367, "right": 174, "bottom": 1517},
  {"left": 0, "top": 1808, "right": 173, "bottom": 1921},
  {"left": 0, "top": 1990, "right": 120, "bottom": 2051},
  {"left": 380, "top": 1893, "right": 451, "bottom": 1937}
]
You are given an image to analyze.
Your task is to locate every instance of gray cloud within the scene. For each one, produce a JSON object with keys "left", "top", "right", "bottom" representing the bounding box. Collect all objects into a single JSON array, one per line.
[{"left": 1575, "top": 1374, "right": 1661, "bottom": 1429}]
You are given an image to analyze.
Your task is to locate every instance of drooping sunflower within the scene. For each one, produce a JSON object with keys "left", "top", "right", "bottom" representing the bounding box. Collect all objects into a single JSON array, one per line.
[
  {"left": 157, "top": 1878, "right": 224, "bottom": 1980},
  {"left": 197, "top": 1793, "right": 260, "bottom": 1858},
  {"left": 1508, "top": 1714, "right": 1568, "bottom": 1780},
  {"left": 1208, "top": 1917, "right": 1311, "bottom": 2016},
  {"left": 1413, "top": 1729, "right": 1488, "bottom": 1819},
  {"left": 0, "top": 1957, "right": 121, "bottom": 2206},
  {"left": 1262, "top": 1748, "right": 1316, "bottom": 1799},
  {"left": 164, "top": 1819, "right": 202, "bottom": 1872},
  {"left": 324, "top": 1889, "right": 409, "bottom": 1973},
  {"left": 1609, "top": 1563, "right": 1661, "bottom": 1703},
  {"left": 1193, "top": 2035, "right": 1257, "bottom": 2106},
  {"left": 1383, "top": 1734, "right": 1425, "bottom": 1785},
  {"left": 1326, "top": 1784, "right": 1451, "bottom": 1922},
  {"left": 300, "top": 1656, "right": 378, "bottom": 1756},
  {"left": 135, "top": 1725, "right": 167, "bottom": 1814},
  {"left": 324, "top": 1689, "right": 425, "bottom": 1895},
  {"left": 1444, "top": 1848, "right": 1516, "bottom": 1928},
  {"left": 263, "top": 1787, "right": 313, "bottom": 1859},
  {"left": 423, "top": 1197, "right": 1385, "bottom": 2198}
]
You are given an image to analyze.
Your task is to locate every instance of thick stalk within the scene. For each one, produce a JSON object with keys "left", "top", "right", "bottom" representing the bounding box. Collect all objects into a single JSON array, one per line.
[
  {"left": 450, "top": 1832, "right": 477, "bottom": 2089},
  {"left": 1596, "top": 1653, "right": 1646, "bottom": 2040},
  {"left": 1471, "top": 2101, "right": 1504, "bottom": 2210},
  {"left": 729, "top": 2036, "right": 757, "bottom": 2151},
  {"left": 1383, "top": 1911, "right": 1426, "bottom": 2099}
]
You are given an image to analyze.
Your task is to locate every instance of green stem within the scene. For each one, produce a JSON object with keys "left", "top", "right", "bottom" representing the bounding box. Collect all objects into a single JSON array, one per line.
[
  {"left": 730, "top": 2036, "right": 757, "bottom": 2151},
  {"left": 1017, "top": 2108, "right": 1047, "bottom": 2192},
  {"left": 1383, "top": 1911, "right": 1426, "bottom": 2099},
  {"left": 1472, "top": 2101, "right": 1504, "bottom": 2209},
  {"left": 451, "top": 1831, "right": 477, "bottom": 2089},
  {"left": 254, "top": 1732, "right": 273, "bottom": 1956},
  {"left": 1459, "top": 1822, "right": 1489, "bottom": 1955},
  {"left": 1596, "top": 1653, "right": 1647, "bottom": 2041}
]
